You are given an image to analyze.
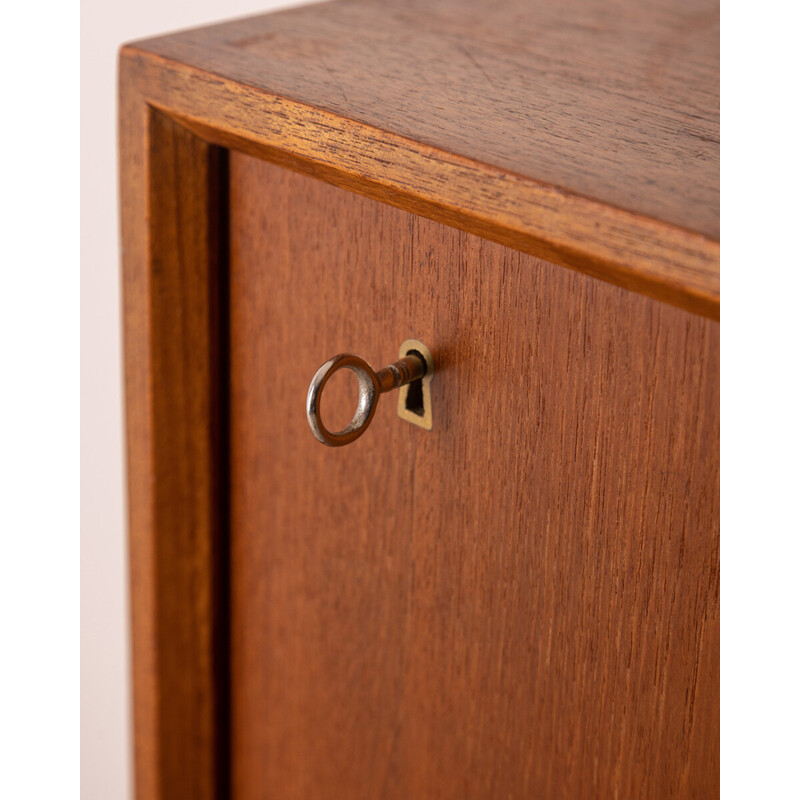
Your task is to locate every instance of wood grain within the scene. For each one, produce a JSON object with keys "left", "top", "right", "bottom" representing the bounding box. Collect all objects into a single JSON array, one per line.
[
  {"left": 119, "top": 0, "right": 719, "bottom": 319},
  {"left": 137, "top": 0, "right": 719, "bottom": 237},
  {"left": 120, "top": 72, "right": 229, "bottom": 799},
  {"left": 229, "top": 156, "right": 720, "bottom": 799}
]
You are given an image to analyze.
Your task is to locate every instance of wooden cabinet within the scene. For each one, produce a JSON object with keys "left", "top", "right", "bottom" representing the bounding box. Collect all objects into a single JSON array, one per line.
[{"left": 120, "top": 2, "right": 719, "bottom": 798}]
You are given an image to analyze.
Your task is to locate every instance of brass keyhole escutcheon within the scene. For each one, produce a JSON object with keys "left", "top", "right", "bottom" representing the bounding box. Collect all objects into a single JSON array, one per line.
[{"left": 395, "top": 339, "right": 433, "bottom": 431}]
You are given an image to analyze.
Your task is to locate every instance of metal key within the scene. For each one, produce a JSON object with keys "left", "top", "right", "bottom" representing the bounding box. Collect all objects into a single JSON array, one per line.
[{"left": 306, "top": 339, "right": 434, "bottom": 447}]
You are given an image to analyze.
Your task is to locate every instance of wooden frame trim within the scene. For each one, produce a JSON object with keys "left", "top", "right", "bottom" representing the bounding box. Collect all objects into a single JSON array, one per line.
[
  {"left": 120, "top": 46, "right": 718, "bottom": 320},
  {"left": 120, "top": 61, "right": 230, "bottom": 800}
]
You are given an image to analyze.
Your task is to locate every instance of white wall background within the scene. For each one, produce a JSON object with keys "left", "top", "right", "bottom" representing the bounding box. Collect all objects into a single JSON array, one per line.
[{"left": 80, "top": 2, "right": 312, "bottom": 797}]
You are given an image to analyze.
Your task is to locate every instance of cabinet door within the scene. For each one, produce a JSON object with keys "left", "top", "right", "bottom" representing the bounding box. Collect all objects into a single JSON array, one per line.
[{"left": 229, "top": 154, "right": 719, "bottom": 800}]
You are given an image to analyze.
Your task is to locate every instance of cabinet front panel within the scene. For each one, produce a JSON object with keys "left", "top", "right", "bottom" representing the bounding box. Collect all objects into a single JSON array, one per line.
[{"left": 229, "top": 154, "right": 719, "bottom": 799}]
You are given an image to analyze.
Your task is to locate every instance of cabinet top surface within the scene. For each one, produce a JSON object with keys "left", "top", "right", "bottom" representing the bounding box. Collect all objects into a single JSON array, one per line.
[{"left": 132, "top": 0, "right": 719, "bottom": 240}]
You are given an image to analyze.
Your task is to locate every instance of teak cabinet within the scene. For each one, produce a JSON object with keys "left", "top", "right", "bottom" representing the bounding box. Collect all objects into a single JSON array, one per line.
[{"left": 120, "top": 2, "right": 719, "bottom": 798}]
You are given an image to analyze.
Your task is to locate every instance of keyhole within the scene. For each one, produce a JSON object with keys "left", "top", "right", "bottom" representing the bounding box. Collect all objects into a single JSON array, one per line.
[
  {"left": 396, "top": 341, "right": 433, "bottom": 431},
  {"left": 403, "top": 350, "right": 426, "bottom": 417}
]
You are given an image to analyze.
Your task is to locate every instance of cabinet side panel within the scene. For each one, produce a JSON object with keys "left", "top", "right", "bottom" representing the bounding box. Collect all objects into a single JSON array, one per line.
[
  {"left": 229, "top": 155, "right": 719, "bottom": 799},
  {"left": 120, "top": 55, "right": 229, "bottom": 800}
]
